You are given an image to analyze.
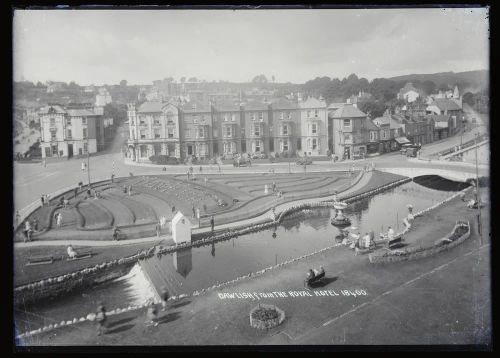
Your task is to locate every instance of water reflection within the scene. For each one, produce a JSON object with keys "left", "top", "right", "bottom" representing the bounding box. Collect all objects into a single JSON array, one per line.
[
  {"left": 17, "top": 177, "right": 468, "bottom": 331},
  {"left": 173, "top": 248, "right": 192, "bottom": 279}
]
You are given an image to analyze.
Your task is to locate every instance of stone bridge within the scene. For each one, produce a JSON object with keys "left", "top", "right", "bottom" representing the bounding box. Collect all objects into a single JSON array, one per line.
[{"left": 378, "top": 160, "right": 489, "bottom": 182}]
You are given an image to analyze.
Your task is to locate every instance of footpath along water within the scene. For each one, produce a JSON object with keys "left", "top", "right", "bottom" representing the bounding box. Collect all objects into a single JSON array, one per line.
[{"left": 15, "top": 178, "right": 469, "bottom": 333}]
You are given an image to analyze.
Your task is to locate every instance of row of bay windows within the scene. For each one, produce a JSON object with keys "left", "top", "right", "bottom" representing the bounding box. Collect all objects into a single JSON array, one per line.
[
  {"left": 48, "top": 117, "right": 87, "bottom": 127},
  {"left": 47, "top": 128, "right": 87, "bottom": 141}
]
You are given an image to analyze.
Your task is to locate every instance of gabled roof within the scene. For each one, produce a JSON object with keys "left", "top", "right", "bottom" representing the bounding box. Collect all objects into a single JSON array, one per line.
[
  {"left": 372, "top": 115, "right": 391, "bottom": 126},
  {"left": 365, "top": 118, "right": 379, "bottom": 131},
  {"left": 330, "top": 104, "right": 366, "bottom": 119},
  {"left": 269, "top": 98, "right": 298, "bottom": 110},
  {"left": 328, "top": 102, "right": 345, "bottom": 110},
  {"left": 428, "top": 98, "right": 462, "bottom": 111},
  {"left": 389, "top": 118, "right": 402, "bottom": 129},
  {"left": 298, "top": 96, "right": 327, "bottom": 109}
]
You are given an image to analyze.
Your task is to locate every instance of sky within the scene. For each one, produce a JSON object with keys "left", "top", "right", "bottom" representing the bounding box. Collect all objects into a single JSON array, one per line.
[{"left": 13, "top": 7, "right": 489, "bottom": 86}]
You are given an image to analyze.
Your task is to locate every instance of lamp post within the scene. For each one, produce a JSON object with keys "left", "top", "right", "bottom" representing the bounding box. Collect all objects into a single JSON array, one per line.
[{"left": 86, "top": 139, "right": 91, "bottom": 189}]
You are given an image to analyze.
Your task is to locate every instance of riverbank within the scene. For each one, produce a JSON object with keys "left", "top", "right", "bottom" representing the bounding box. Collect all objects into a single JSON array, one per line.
[{"left": 19, "top": 185, "right": 490, "bottom": 346}]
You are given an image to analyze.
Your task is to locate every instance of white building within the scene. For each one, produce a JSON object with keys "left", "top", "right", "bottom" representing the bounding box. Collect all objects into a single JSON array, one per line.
[
  {"left": 95, "top": 87, "right": 112, "bottom": 106},
  {"left": 127, "top": 101, "right": 181, "bottom": 162},
  {"left": 38, "top": 104, "right": 104, "bottom": 158},
  {"left": 298, "top": 97, "right": 328, "bottom": 156},
  {"left": 397, "top": 83, "right": 421, "bottom": 103}
]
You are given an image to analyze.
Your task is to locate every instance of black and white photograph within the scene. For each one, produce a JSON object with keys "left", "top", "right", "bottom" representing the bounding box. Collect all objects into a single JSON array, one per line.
[{"left": 12, "top": 6, "right": 491, "bottom": 349}]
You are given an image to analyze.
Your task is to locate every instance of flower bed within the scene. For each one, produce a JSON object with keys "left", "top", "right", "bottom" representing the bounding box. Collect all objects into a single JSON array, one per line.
[{"left": 249, "top": 304, "right": 285, "bottom": 330}]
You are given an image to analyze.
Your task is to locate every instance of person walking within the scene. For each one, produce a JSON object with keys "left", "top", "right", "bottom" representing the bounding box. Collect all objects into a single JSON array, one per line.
[
  {"left": 81, "top": 161, "right": 86, "bottom": 171},
  {"left": 272, "top": 181, "right": 276, "bottom": 192},
  {"left": 74, "top": 187, "right": 78, "bottom": 198},
  {"left": 24, "top": 220, "right": 32, "bottom": 243},
  {"left": 41, "top": 194, "right": 45, "bottom": 207},
  {"left": 113, "top": 226, "right": 121, "bottom": 241},
  {"left": 145, "top": 305, "right": 158, "bottom": 327},
  {"left": 45, "top": 194, "right": 51, "bottom": 206},
  {"left": 192, "top": 205, "right": 196, "bottom": 218},
  {"left": 79, "top": 181, "right": 83, "bottom": 192},
  {"left": 210, "top": 215, "right": 215, "bottom": 232},
  {"left": 56, "top": 213, "right": 63, "bottom": 227},
  {"left": 155, "top": 220, "right": 161, "bottom": 238},
  {"left": 95, "top": 304, "right": 107, "bottom": 336},
  {"left": 15, "top": 210, "right": 20, "bottom": 226},
  {"left": 160, "top": 286, "right": 169, "bottom": 312},
  {"left": 171, "top": 205, "right": 176, "bottom": 214}
]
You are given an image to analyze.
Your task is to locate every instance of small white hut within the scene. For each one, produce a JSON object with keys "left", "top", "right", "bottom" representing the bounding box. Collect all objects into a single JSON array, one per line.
[{"left": 172, "top": 211, "right": 192, "bottom": 244}]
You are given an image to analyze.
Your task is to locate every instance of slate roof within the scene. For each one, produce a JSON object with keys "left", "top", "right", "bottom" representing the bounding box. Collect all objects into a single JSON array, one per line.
[
  {"left": 365, "top": 118, "right": 380, "bottom": 131},
  {"left": 298, "top": 96, "right": 327, "bottom": 109},
  {"left": 269, "top": 98, "right": 298, "bottom": 110},
  {"left": 67, "top": 109, "right": 98, "bottom": 117},
  {"left": 329, "top": 104, "right": 366, "bottom": 118},
  {"left": 242, "top": 101, "right": 269, "bottom": 111},
  {"left": 429, "top": 98, "right": 462, "bottom": 111},
  {"left": 372, "top": 115, "right": 391, "bottom": 126},
  {"left": 137, "top": 101, "right": 165, "bottom": 113},
  {"left": 180, "top": 100, "right": 211, "bottom": 113},
  {"left": 213, "top": 100, "right": 240, "bottom": 112}
]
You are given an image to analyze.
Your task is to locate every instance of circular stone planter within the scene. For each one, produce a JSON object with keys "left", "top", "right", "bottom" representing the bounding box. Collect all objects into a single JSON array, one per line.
[{"left": 249, "top": 304, "right": 285, "bottom": 330}]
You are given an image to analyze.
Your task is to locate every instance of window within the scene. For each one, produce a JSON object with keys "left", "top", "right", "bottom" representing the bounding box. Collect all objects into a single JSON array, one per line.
[
  {"left": 140, "top": 130, "right": 146, "bottom": 139},
  {"left": 168, "top": 127, "right": 175, "bottom": 139},
  {"left": 281, "top": 125, "right": 288, "bottom": 136},
  {"left": 213, "top": 128, "right": 218, "bottom": 138},
  {"left": 280, "top": 140, "right": 289, "bottom": 152},
  {"left": 67, "top": 129, "right": 72, "bottom": 139},
  {"left": 82, "top": 117, "right": 87, "bottom": 125},
  {"left": 258, "top": 112, "right": 263, "bottom": 121},
  {"left": 297, "top": 138, "right": 301, "bottom": 150},
  {"left": 50, "top": 129, "right": 57, "bottom": 141},
  {"left": 154, "top": 144, "right": 162, "bottom": 155},
  {"left": 312, "top": 138, "right": 317, "bottom": 150},
  {"left": 370, "top": 131, "right": 376, "bottom": 141},
  {"left": 224, "top": 126, "right": 232, "bottom": 137},
  {"left": 154, "top": 128, "right": 161, "bottom": 139},
  {"left": 166, "top": 111, "right": 174, "bottom": 124},
  {"left": 50, "top": 118, "right": 55, "bottom": 126},
  {"left": 279, "top": 112, "right": 284, "bottom": 120},
  {"left": 343, "top": 119, "right": 351, "bottom": 129},
  {"left": 250, "top": 112, "right": 255, "bottom": 121},
  {"left": 287, "top": 112, "right": 292, "bottom": 119},
  {"left": 307, "top": 110, "right": 311, "bottom": 118},
  {"left": 311, "top": 124, "right": 317, "bottom": 135},
  {"left": 82, "top": 128, "right": 87, "bottom": 139},
  {"left": 253, "top": 125, "right": 261, "bottom": 137},
  {"left": 140, "top": 145, "right": 148, "bottom": 158},
  {"left": 231, "top": 113, "right": 236, "bottom": 122},
  {"left": 83, "top": 143, "right": 88, "bottom": 154},
  {"left": 66, "top": 118, "right": 71, "bottom": 126},
  {"left": 344, "top": 133, "right": 352, "bottom": 142},
  {"left": 223, "top": 114, "right": 229, "bottom": 122},
  {"left": 45, "top": 147, "right": 51, "bottom": 158},
  {"left": 314, "top": 109, "right": 319, "bottom": 117},
  {"left": 198, "top": 127, "right": 205, "bottom": 138},
  {"left": 184, "top": 129, "right": 190, "bottom": 138},
  {"left": 255, "top": 140, "right": 262, "bottom": 152},
  {"left": 154, "top": 117, "right": 160, "bottom": 125},
  {"left": 193, "top": 116, "right": 198, "bottom": 124}
]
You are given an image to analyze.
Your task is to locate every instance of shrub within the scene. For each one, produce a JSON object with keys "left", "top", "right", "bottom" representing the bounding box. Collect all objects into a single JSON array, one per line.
[
  {"left": 149, "top": 155, "right": 178, "bottom": 165},
  {"left": 274, "top": 152, "right": 280, "bottom": 159},
  {"left": 251, "top": 307, "right": 279, "bottom": 321}
]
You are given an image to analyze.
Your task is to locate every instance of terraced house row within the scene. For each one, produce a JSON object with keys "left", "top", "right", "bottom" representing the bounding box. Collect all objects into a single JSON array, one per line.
[{"left": 126, "top": 97, "right": 328, "bottom": 162}]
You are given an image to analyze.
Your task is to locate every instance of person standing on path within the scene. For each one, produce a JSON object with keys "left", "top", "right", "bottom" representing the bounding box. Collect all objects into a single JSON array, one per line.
[
  {"left": 160, "top": 287, "right": 169, "bottom": 312},
  {"left": 81, "top": 161, "right": 86, "bottom": 171},
  {"left": 95, "top": 304, "right": 107, "bottom": 336},
  {"left": 210, "top": 215, "right": 215, "bottom": 232},
  {"left": 192, "top": 205, "right": 196, "bottom": 218},
  {"left": 24, "top": 220, "right": 32, "bottom": 242},
  {"left": 41, "top": 194, "right": 45, "bottom": 207},
  {"left": 74, "top": 187, "right": 78, "bottom": 199}
]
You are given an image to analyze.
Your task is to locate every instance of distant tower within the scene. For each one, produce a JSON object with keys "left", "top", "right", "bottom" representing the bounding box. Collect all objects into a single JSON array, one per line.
[{"left": 453, "top": 85, "right": 460, "bottom": 99}]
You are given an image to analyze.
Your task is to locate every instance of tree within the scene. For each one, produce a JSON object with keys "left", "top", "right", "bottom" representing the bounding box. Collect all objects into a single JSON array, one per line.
[
  {"left": 188, "top": 77, "right": 198, "bottom": 82},
  {"left": 120, "top": 80, "right": 128, "bottom": 87},
  {"left": 358, "top": 100, "right": 387, "bottom": 119},
  {"left": 462, "top": 92, "right": 475, "bottom": 106},
  {"left": 180, "top": 77, "right": 186, "bottom": 83},
  {"left": 272, "top": 75, "right": 275, "bottom": 83},
  {"left": 252, "top": 75, "right": 268, "bottom": 84}
]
